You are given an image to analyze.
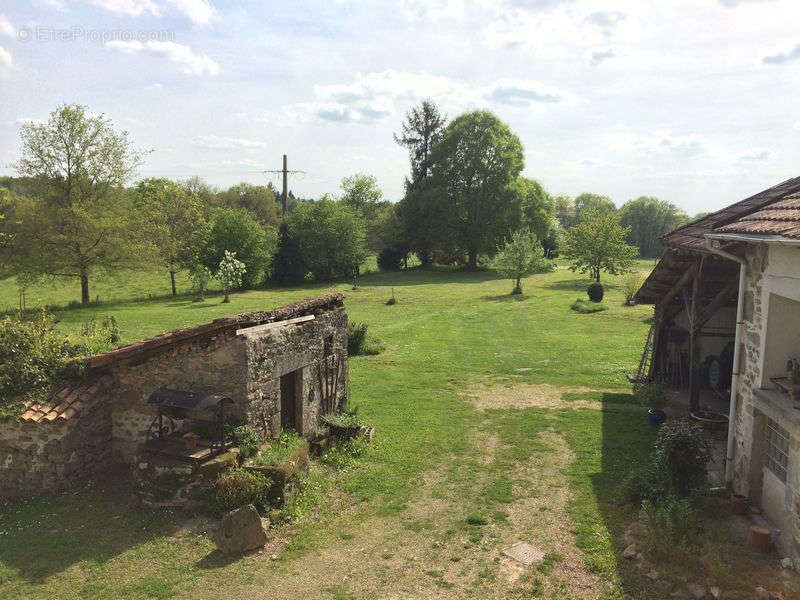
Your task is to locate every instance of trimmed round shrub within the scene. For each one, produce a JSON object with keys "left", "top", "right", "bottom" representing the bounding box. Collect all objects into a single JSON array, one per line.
[
  {"left": 209, "top": 468, "right": 272, "bottom": 514},
  {"left": 377, "top": 246, "right": 405, "bottom": 271},
  {"left": 587, "top": 282, "right": 604, "bottom": 302}
]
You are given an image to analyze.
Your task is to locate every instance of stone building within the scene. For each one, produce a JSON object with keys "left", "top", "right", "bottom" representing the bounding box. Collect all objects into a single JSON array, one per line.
[
  {"left": 636, "top": 177, "right": 800, "bottom": 563},
  {"left": 0, "top": 294, "right": 348, "bottom": 499}
]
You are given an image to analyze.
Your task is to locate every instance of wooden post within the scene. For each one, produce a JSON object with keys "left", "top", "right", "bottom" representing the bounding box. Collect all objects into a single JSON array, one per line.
[
  {"left": 282, "top": 154, "right": 288, "bottom": 216},
  {"left": 688, "top": 257, "right": 704, "bottom": 414}
]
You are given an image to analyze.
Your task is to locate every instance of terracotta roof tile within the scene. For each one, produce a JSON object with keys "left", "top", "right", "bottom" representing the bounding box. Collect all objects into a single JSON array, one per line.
[{"left": 20, "top": 374, "right": 112, "bottom": 424}]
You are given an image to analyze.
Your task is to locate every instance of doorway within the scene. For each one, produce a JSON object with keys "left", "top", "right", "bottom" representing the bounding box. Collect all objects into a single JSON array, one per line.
[{"left": 280, "top": 371, "right": 300, "bottom": 431}]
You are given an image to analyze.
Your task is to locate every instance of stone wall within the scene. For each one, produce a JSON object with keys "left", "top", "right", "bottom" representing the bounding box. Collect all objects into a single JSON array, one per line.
[{"left": 0, "top": 383, "right": 113, "bottom": 499}]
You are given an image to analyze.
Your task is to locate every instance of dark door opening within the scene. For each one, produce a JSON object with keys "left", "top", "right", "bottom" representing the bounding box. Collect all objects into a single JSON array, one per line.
[{"left": 280, "top": 371, "right": 298, "bottom": 431}]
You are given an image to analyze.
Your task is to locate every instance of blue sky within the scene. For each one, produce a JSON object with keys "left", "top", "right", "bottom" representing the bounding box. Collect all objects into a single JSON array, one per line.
[{"left": 1, "top": 0, "right": 799, "bottom": 214}]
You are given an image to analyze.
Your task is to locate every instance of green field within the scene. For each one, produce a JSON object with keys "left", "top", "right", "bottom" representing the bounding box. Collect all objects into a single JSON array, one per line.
[{"left": 0, "top": 264, "right": 761, "bottom": 600}]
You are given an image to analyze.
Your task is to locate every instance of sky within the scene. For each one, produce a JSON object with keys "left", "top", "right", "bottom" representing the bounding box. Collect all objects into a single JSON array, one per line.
[{"left": 1, "top": 0, "right": 800, "bottom": 214}]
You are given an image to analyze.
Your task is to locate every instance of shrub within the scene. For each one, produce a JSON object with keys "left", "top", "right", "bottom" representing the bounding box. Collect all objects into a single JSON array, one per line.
[
  {"left": 570, "top": 298, "right": 607, "bottom": 314},
  {"left": 653, "top": 420, "right": 710, "bottom": 497},
  {"left": 80, "top": 315, "right": 121, "bottom": 349},
  {"left": 636, "top": 382, "right": 667, "bottom": 411},
  {"left": 216, "top": 250, "right": 246, "bottom": 303},
  {"left": 209, "top": 468, "right": 272, "bottom": 514},
  {"left": 347, "top": 322, "right": 368, "bottom": 355},
  {"left": 0, "top": 312, "right": 95, "bottom": 419},
  {"left": 587, "top": 282, "right": 604, "bottom": 302},
  {"left": 640, "top": 495, "right": 697, "bottom": 547},
  {"left": 620, "top": 271, "right": 645, "bottom": 306},
  {"left": 377, "top": 246, "right": 405, "bottom": 271},
  {"left": 188, "top": 264, "right": 212, "bottom": 301},
  {"left": 322, "top": 406, "right": 362, "bottom": 429},
  {"left": 232, "top": 425, "right": 260, "bottom": 460}
]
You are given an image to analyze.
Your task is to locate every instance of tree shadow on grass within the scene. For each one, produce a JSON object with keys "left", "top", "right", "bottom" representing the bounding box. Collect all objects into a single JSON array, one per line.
[
  {"left": 480, "top": 293, "right": 532, "bottom": 302},
  {"left": 543, "top": 278, "right": 623, "bottom": 292},
  {"left": 0, "top": 477, "right": 188, "bottom": 584}
]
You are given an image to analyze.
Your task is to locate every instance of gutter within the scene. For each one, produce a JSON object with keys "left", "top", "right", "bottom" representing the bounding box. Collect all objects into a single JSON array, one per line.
[{"left": 704, "top": 236, "right": 746, "bottom": 485}]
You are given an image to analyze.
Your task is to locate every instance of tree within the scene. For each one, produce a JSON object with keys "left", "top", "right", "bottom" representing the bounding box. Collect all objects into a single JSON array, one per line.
[
  {"left": 491, "top": 230, "right": 550, "bottom": 294},
  {"left": 216, "top": 250, "right": 246, "bottom": 303},
  {"left": 574, "top": 193, "right": 616, "bottom": 223},
  {"left": 428, "top": 110, "right": 525, "bottom": 269},
  {"left": 368, "top": 202, "right": 407, "bottom": 258},
  {"left": 202, "top": 207, "right": 277, "bottom": 288},
  {"left": 8, "top": 104, "right": 151, "bottom": 304},
  {"left": 554, "top": 195, "right": 577, "bottom": 229},
  {"left": 562, "top": 208, "right": 638, "bottom": 282},
  {"left": 340, "top": 174, "right": 383, "bottom": 221},
  {"left": 394, "top": 99, "right": 447, "bottom": 190},
  {"left": 288, "top": 199, "right": 367, "bottom": 281},
  {"left": 515, "top": 177, "right": 556, "bottom": 246},
  {"left": 133, "top": 178, "right": 208, "bottom": 296},
  {"left": 217, "top": 182, "right": 280, "bottom": 228},
  {"left": 272, "top": 221, "right": 306, "bottom": 285},
  {"left": 188, "top": 264, "right": 212, "bottom": 301},
  {"left": 619, "top": 196, "right": 689, "bottom": 259}
]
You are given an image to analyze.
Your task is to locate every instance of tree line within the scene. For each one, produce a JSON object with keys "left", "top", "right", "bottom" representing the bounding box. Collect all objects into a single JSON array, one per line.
[{"left": 0, "top": 102, "right": 701, "bottom": 305}]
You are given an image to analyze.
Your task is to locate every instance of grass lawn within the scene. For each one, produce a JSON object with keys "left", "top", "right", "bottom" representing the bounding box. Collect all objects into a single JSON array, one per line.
[{"left": 1, "top": 263, "right": 773, "bottom": 599}]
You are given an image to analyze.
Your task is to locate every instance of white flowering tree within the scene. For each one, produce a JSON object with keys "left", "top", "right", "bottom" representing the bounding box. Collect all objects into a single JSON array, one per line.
[{"left": 216, "top": 250, "right": 246, "bottom": 303}]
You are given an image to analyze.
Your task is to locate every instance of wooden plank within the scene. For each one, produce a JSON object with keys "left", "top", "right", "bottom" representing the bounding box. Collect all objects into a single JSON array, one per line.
[
  {"left": 688, "top": 257, "right": 704, "bottom": 413},
  {"left": 236, "top": 314, "right": 315, "bottom": 336},
  {"left": 693, "top": 280, "right": 738, "bottom": 334}
]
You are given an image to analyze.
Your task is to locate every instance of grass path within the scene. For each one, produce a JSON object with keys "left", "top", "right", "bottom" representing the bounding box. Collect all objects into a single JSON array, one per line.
[{"left": 0, "top": 266, "right": 659, "bottom": 599}]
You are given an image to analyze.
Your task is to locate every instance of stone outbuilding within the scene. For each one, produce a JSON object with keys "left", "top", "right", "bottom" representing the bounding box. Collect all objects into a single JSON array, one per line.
[
  {"left": 636, "top": 177, "right": 800, "bottom": 563},
  {"left": 0, "top": 294, "right": 348, "bottom": 499}
]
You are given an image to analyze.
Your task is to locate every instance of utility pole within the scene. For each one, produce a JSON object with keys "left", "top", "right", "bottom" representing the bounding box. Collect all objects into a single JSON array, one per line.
[{"left": 264, "top": 155, "right": 306, "bottom": 217}]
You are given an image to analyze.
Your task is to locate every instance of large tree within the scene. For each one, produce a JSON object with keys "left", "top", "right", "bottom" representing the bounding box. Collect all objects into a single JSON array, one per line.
[
  {"left": 574, "top": 192, "right": 616, "bottom": 223},
  {"left": 562, "top": 208, "right": 638, "bottom": 282},
  {"left": 134, "top": 178, "right": 209, "bottom": 296},
  {"left": 340, "top": 173, "right": 383, "bottom": 221},
  {"left": 395, "top": 100, "right": 447, "bottom": 265},
  {"left": 8, "top": 104, "right": 151, "bottom": 304},
  {"left": 619, "top": 196, "right": 689, "bottom": 259},
  {"left": 394, "top": 99, "right": 447, "bottom": 190},
  {"left": 514, "top": 177, "right": 556, "bottom": 245},
  {"left": 428, "top": 110, "right": 525, "bottom": 269},
  {"left": 217, "top": 182, "right": 280, "bottom": 228},
  {"left": 554, "top": 195, "right": 577, "bottom": 229}
]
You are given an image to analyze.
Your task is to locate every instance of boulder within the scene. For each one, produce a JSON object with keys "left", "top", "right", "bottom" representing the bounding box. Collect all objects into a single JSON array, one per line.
[
  {"left": 623, "top": 544, "right": 637, "bottom": 559},
  {"left": 211, "top": 504, "right": 268, "bottom": 554},
  {"left": 686, "top": 583, "right": 706, "bottom": 599}
]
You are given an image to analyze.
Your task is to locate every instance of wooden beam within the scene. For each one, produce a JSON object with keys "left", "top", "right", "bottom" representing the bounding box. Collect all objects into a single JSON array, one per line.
[
  {"left": 236, "top": 314, "right": 315, "bottom": 336},
  {"left": 692, "top": 280, "right": 738, "bottom": 334},
  {"left": 688, "top": 257, "right": 704, "bottom": 413}
]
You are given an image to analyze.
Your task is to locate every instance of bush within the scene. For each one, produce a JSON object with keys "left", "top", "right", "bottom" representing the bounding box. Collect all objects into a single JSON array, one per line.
[
  {"left": 202, "top": 207, "right": 277, "bottom": 288},
  {"left": 377, "top": 246, "right": 405, "bottom": 271},
  {"left": 0, "top": 312, "right": 96, "bottom": 419},
  {"left": 347, "top": 321, "right": 384, "bottom": 355},
  {"left": 653, "top": 420, "right": 710, "bottom": 497},
  {"left": 570, "top": 298, "right": 607, "bottom": 314},
  {"left": 636, "top": 382, "right": 667, "bottom": 411},
  {"left": 322, "top": 406, "right": 361, "bottom": 429},
  {"left": 250, "top": 429, "right": 305, "bottom": 467},
  {"left": 208, "top": 468, "right": 272, "bottom": 514},
  {"left": 640, "top": 495, "right": 697, "bottom": 546},
  {"left": 587, "top": 282, "right": 604, "bottom": 302},
  {"left": 80, "top": 315, "right": 121, "bottom": 349},
  {"left": 232, "top": 425, "right": 260, "bottom": 460}
]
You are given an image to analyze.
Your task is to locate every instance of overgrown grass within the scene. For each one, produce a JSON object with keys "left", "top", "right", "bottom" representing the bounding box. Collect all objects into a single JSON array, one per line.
[{"left": 571, "top": 297, "right": 608, "bottom": 313}]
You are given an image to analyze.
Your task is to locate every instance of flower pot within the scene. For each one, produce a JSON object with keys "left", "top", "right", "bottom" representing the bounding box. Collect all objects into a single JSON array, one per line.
[
  {"left": 731, "top": 494, "right": 749, "bottom": 515},
  {"left": 648, "top": 408, "right": 666, "bottom": 427},
  {"left": 748, "top": 525, "right": 771, "bottom": 551}
]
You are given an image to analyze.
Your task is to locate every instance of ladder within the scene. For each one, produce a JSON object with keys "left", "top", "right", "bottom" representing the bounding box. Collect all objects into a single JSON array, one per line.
[{"left": 629, "top": 315, "right": 658, "bottom": 386}]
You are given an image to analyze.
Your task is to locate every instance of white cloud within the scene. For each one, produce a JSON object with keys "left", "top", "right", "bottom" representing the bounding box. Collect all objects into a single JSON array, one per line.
[
  {"left": 164, "top": 0, "right": 216, "bottom": 25},
  {"left": 399, "top": 0, "right": 464, "bottom": 21},
  {"left": 763, "top": 44, "right": 800, "bottom": 65},
  {"left": 0, "top": 45, "right": 11, "bottom": 69},
  {"left": 738, "top": 147, "right": 772, "bottom": 161},
  {"left": 483, "top": 78, "right": 565, "bottom": 105},
  {"left": 106, "top": 40, "right": 219, "bottom": 75},
  {"left": 0, "top": 14, "right": 15, "bottom": 37},
  {"left": 617, "top": 132, "right": 714, "bottom": 159},
  {"left": 90, "top": 0, "right": 160, "bottom": 17},
  {"left": 719, "top": 0, "right": 775, "bottom": 6},
  {"left": 584, "top": 11, "right": 625, "bottom": 29},
  {"left": 192, "top": 135, "right": 266, "bottom": 149},
  {"left": 589, "top": 48, "right": 615, "bottom": 66},
  {"left": 12, "top": 117, "right": 44, "bottom": 126}
]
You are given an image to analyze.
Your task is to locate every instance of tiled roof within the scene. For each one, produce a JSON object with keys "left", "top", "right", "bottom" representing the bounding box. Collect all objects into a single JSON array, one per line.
[
  {"left": 20, "top": 374, "right": 112, "bottom": 423},
  {"left": 662, "top": 175, "right": 800, "bottom": 250}
]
